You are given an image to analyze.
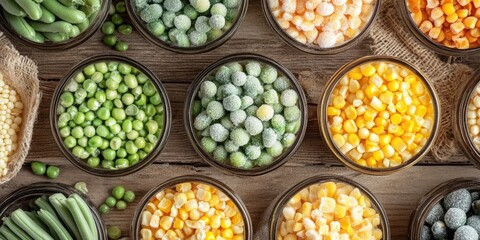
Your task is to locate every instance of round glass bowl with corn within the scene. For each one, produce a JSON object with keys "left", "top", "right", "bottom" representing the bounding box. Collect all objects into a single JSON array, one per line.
[
  {"left": 0, "top": 0, "right": 110, "bottom": 50},
  {"left": 131, "top": 175, "right": 252, "bottom": 240},
  {"left": 453, "top": 71, "right": 480, "bottom": 169},
  {"left": 50, "top": 55, "right": 171, "bottom": 177},
  {"left": 319, "top": 56, "right": 440, "bottom": 175},
  {"left": 184, "top": 54, "right": 308, "bottom": 176},
  {"left": 399, "top": 0, "right": 480, "bottom": 56},
  {"left": 261, "top": 0, "right": 381, "bottom": 54},
  {"left": 265, "top": 175, "right": 390, "bottom": 240},
  {"left": 126, "top": 0, "right": 248, "bottom": 53}
]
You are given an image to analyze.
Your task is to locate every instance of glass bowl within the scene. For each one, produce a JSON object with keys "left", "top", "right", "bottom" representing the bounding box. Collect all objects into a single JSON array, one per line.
[
  {"left": 318, "top": 55, "right": 441, "bottom": 175},
  {"left": 453, "top": 70, "right": 480, "bottom": 169},
  {"left": 184, "top": 53, "right": 308, "bottom": 176},
  {"left": 409, "top": 177, "right": 480, "bottom": 239},
  {"left": 397, "top": 0, "right": 480, "bottom": 56},
  {"left": 260, "top": 175, "right": 391, "bottom": 239},
  {"left": 0, "top": 182, "right": 107, "bottom": 239},
  {"left": 131, "top": 175, "right": 253, "bottom": 240},
  {"left": 50, "top": 54, "right": 171, "bottom": 177},
  {"left": 261, "top": 0, "right": 381, "bottom": 54},
  {"left": 126, "top": 0, "right": 248, "bottom": 54},
  {"left": 0, "top": 0, "right": 110, "bottom": 50}
]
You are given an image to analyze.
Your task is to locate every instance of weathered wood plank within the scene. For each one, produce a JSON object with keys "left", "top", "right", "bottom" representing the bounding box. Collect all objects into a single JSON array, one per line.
[{"left": 2, "top": 164, "right": 480, "bottom": 239}]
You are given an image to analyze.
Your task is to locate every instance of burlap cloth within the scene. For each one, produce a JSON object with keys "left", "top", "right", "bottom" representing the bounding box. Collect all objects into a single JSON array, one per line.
[
  {"left": 255, "top": 0, "right": 474, "bottom": 238},
  {"left": 0, "top": 32, "right": 41, "bottom": 185}
]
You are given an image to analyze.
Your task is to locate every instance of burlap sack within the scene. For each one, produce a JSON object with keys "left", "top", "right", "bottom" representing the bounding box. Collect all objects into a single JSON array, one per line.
[
  {"left": 255, "top": 0, "right": 474, "bottom": 237},
  {"left": 0, "top": 32, "right": 41, "bottom": 185}
]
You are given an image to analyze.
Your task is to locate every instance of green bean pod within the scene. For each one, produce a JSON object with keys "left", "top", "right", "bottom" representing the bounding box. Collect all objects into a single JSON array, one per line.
[
  {"left": 2, "top": 217, "right": 33, "bottom": 240},
  {"left": 37, "top": 5, "right": 55, "bottom": 23},
  {"left": 37, "top": 209, "right": 74, "bottom": 240},
  {"left": 31, "top": 31, "right": 45, "bottom": 43},
  {"left": 70, "top": 194, "right": 97, "bottom": 240},
  {"left": 43, "top": 32, "right": 69, "bottom": 42},
  {"left": 10, "top": 209, "right": 54, "bottom": 240},
  {"left": 58, "top": 0, "right": 84, "bottom": 7},
  {"left": 0, "top": 226, "right": 20, "bottom": 240},
  {"left": 0, "top": 232, "right": 7, "bottom": 240},
  {"left": 24, "top": 211, "right": 48, "bottom": 232},
  {"left": 41, "top": 0, "right": 86, "bottom": 24},
  {"left": 29, "top": 20, "right": 73, "bottom": 33},
  {"left": 65, "top": 198, "right": 93, "bottom": 240},
  {"left": 80, "top": 0, "right": 99, "bottom": 17},
  {"left": 49, "top": 194, "right": 82, "bottom": 240},
  {"left": 76, "top": 18, "right": 89, "bottom": 32},
  {"left": 34, "top": 197, "right": 58, "bottom": 219},
  {"left": 68, "top": 25, "right": 80, "bottom": 37},
  {"left": 14, "top": 0, "right": 42, "bottom": 20},
  {"left": 0, "top": 0, "right": 26, "bottom": 17},
  {"left": 3, "top": 10, "right": 38, "bottom": 41}
]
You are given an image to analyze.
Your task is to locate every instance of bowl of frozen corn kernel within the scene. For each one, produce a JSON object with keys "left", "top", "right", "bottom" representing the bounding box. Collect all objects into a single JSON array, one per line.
[
  {"left": 453, "top": 71, "right": 480, "bottom": 169},
  {"left": 184, "top": 53, "right": 308, "bottom": 176},
  {"left": 318, "top": 56, "right": 440, "bottom": 175},
  {"left": 126, "top": 0, "right": 248, "bottom": 53},
  {"left": 50, "top": 55, "right": 171, "bottom": 177},
  {"left": 132, "top": 175, "right": 252, "bottom": 240},
  {"left": 400, "top": 0, "right": 480, "bottom": 56},
  {"left": 261, "top": 0, "right": 381, "bottom": 54},
  {"left": 265, "top": 175, "right": 389, "bottom": 240},
  {"left": 0, "top": 0, "right": 111, "bottom": 50}
]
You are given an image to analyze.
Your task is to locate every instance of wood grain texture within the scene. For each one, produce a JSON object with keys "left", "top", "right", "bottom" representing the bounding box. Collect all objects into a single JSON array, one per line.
[{"left": 0, "top": 0, "right": 479, "bottom": 239}]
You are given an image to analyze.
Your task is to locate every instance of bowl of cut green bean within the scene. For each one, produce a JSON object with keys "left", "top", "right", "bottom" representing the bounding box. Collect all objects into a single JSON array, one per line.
[
  {"left": 0, "top": 0, "right": 110, "bottom": 50},
  {"left": 0, "top": 182, "right": 107, "bottom": 240},
  {"left": 50, "top": 55, "right": 171, "bottom": 177}
]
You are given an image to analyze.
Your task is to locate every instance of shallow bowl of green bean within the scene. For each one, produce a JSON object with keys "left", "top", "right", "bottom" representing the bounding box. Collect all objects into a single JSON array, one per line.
[
  {"left": 0, "top": 0, "right": 110, "bottom": 50},
  {"left": 184, "top": 53, "right": 308, "bottom": 176},
  {"left": 50, "top": 55, "right": 171, "bottom": 177},
  {"left": 0, "top": 182, "right": 107, "bottom": 239}
]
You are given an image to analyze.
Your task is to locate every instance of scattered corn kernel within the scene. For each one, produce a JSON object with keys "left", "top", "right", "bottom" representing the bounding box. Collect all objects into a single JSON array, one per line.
[
  {"left": 466, "top": 84, "right": 480, "bottom": 151},
  {"left": 327, "top": 61, "right": 435, "bottom": 168},
  {"left": 277, "top": 181, "right": 383, "bottom": 239},
  {"left": 140, "top": 182, "right": 245, "bottom": 239}
]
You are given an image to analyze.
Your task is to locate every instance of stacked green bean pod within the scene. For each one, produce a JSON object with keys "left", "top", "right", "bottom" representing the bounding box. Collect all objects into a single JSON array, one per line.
[
  {"left": 0, "top": 193, "right": 98, "bottom": 240},
  {"left": 0, "top": 0, "right": 102, "bottom": 43}
]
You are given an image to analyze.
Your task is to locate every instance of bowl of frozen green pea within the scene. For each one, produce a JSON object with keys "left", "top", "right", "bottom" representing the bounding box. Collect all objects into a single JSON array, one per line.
[
  {"left": 50, "top": 55, "right": 171, "bottom": 177},
  {"left": 184, "top": 53, "right": 308, "bottom": 176},
  {"left": 126, "top": 0, "right": 248, "bottom": 53},
  {"left": 0, "top": 0, "right": 110, "bottom": 50}
]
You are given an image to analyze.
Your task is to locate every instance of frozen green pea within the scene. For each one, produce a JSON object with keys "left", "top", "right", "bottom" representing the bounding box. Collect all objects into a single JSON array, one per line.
[
  {"left": 256, "top": 152, "right": 273, "bottom": 167},
  {"left": 244, "top": 116, "right": 263, "bottom": 136},
  {"left": 195, "top": 16, "right": 211, "bottom": 33},
  {"left": 273, "top": 76, "right": 290, "bottom": 92},
  {"left": 245, "top": 62, "right": 262, "bottom": 77},
  {"left": 243, "top": 76, "right": 262, "bottom": 97},
  {"left": 240, "top": 96, "right": 254, "bottom": 110},
  {"left": 284, "top": 106, "right": 301, "bottom": 122},
  {"left": 245, "top": 105, "right": 258, "bottom": 116},
  {"left": 201, "top": 137, "right": 217, "bottom": 153},
  {"left": 267, "top": 141, "right": 283, "bottom": 157},
  {"left": 222, "top": 83, "right": 241, "bottom": 96},
  {"left": 223, "top": 95, "right": 241, "bottom": 111},
  {"left": 190, "top": 0, "right": 210, "bottom": 12},
  {"left": 162, "top": 11, "right": 176, "bottom": 28},
  {"left": 271, "top": 114, "right": 286, "bottom": 132},
  {"left": 209, "top": 123, "right": 229, "bottom": 142},
  {"left": 210, "top": 3, "right": 227, "bottom": 16},
  {"left": 230, "top": 151, "right": 246, "bottom": 167},
  {"left": 183, "top": 4, "right": 198, "bottom": 19},
  {"left": 231, "top": 71, "right": 247, "bottom": 87},
  {"left": 140, "top": 4, "right": 163, "bottom": 23},
  {"left": 282, "top": 133, "right": 296, "bottom": 148},
  {"left": 229, "top": 110, "right": 246, "bottom": 126},
  {"left": 206, "top": 101, "right": 225, "bottom": 120},
  {"left": 164, "top": 0, "right": 183, "bottom": 12},
  {"left": 260, "top": 66, "right": 278, "bottom": 84},
  {"left": 272, "top": 103, "right": 284, "bottom": 114},
  {"left": 245, "top": 145, "right": 261, "bottom": 160},
  {"left": 230, "top": 128, "right": 249, "bottom": 147},
  {"left": 224, "top": 140, "right": 239, "bottom": 153},
  {"left": 263, "top": 89, "right": 279, "bottom": 105},
  {"left": 221, "top": 117, "right": 234, "bottom": 130},
  {"left": 262, "top": 128, "right": 276, "bottom": 148},
  {"left": 175, "top": 32, "right": 190, "bottom": 47},
  {"left": 209, "top": 15, "right": 225, "bottom": 29},
  {"left": 215, "top": 66, "right": 232, "bottom": 84},
  {"left": 189, "top": 30, "right": 207, "bottom": 46},
  {"left": 281, "top": 89, "right": 299, "bottom": 107},
  {"left": 194, "top": 112, "right": 212, "bottom": 131},
  {"left": 200, "top": 81, "right": 217, "bottom": 98},
  {"left": 174, "top": 14, "right": 191, "bottom": 31},
  {"left": 213, "top": 146, "right": 228, "bottom": 163},
  {"left": 206, "top": 28, "right": 223, "bottom": 41},
  {"left": 192, "top": 100, "right": 202, "bottom": 117},
  {"left": 60, "top": 92, "right": 74, "bottom": 107}
]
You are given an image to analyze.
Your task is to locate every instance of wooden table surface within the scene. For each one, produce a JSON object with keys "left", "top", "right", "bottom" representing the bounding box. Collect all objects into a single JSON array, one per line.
[{"left": 1, "top": 1, "right": 480, "bottom": 239}]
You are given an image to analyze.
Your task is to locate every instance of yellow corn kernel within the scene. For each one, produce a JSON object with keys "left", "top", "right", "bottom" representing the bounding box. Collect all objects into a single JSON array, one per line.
[
  {"left": 221, "top": 218, "right": 232, "bottom": 228},
  {"left": 446, "top": 13, "right": 458, "bottom": 23},
  {"left": 209, "top": 194, "right": 220, "bottom": 206},
  {"left": 348, "top": 68, "right": 363, "bottom": 80},
  {"left": 402, "top": 121, "right": 415, "bottom": 132},
  {"left": 173, "top": 193, "right": 188, "bottom": 208},
  {"left": 365, "top": 84, "right": 380, "bottom": 99},
  {"left": 178, "top": 208, "right": 188, "bottom": 221},
  {"left": 319, "top": 197, "right": 337, "bottom": 213},
  {"left": 343, "top": 120, "right": 358, "bottom": 134},
  {"left": 457, "top": 9, "right": 469, "bottom": 18},
  {"left": 367, "top": 157, "right": 377, "bottom": 166},
  {"left": 159, "top": 216, "right": 174, "bottom": 230},
  {"left": 347, "top": 134, "right": 360, "bottom": 147},
  {"left": 175, "top": 182, "right": 192, "bottom": 192},
  {"left": 442, "top": 3, "right": 456, "bottom": 15},
  {"left": 196, "top": 189, "right": 212, "bottom": 201},
  {"left": 382, "top": 145, "right": 395, "bottom": 158},
  {"left": 173, "top": 218, "right": 184, "bottom": 229},
  {"left": 379, "top": 92, "right": 394, "bottom": 104},
  {"left": 387, "top": 80, "right": 400, "bottom": 91},
  {"left": 372, "top": 126, "right": 385, "bottom": 135},
  {"left": 333, "top": 95, "right": 347, "bottom": 109},
  {"left": 158, "top": 198, "right": 173, "bottom": 213},
  {"left": 183, "top": 199, "right": 198, "bottom": 212},
  {"left": 379, "top": 134, "right": 392, "bottom": 146},
  {"left": 205, "top": 232, "right": 216, "bottom": 240},
  {"left": 232, "top": 212, "right": 243, "bottom": 225},
  {"left": 189, "top": 209, "right": 200, "bottom": 220},
  {"left": 364, "top": 109, "right": 376, "bottom": 122},
  {"left": 395, "top": 101, "right": 408, "bottom": 114},
  {"left": 328, "top": 106, "right": 340, "bottom": 116},
  {"left": 345, "top": 106, "right": 357, "bottom": 119},
  {"left": 451, "top": 22, "right": 465, "bottom": 34},
  {"left": 210, "top": 215, "right": 221, "bottom": 228},
  {"left": 222, "top": 229, "right": 234, "bottom": 239},
  {"left": 384, "top": 68, "right": 399, "bottom": 81},
  {"left": 464, "top": 17, "right": 478, "bottom": 29},
  {"left": 360, "top": 64, "right": 376, "bottom": 77},
  {"left": 185, "top": 190, "right": 195, "bottom": 200},
  {"left": 335, "top": 205, "right": 347, "bottom": 219},
  {"left": 390, "top": 113, "right": 402, "bottom": 125},
  {"left": 141, "top": 229, "right": 153, "bottom": 239},
  {"left": 373, "top": 150, "right": 384, "bottom": 161},
  {"left": 391, "top": 137, "right": 407, "bottom": 153},
  {"left": 284, "top": 234, "right": 298, "bottom": 240},
  {"left": 322, "top": 182, "right": 337, "bottom": 197}
]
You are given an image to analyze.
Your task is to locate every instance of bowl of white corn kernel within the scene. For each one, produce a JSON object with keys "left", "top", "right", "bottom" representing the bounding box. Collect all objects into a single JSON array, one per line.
[
  {"left": 131, "top": 175, "right": 253, "bottom": 240},
  {"left": 453, "top": 71, "right": 480, "bottom": 170},
  {"left": 261, "top": 0, "right": 381, "bottom": 54},
  {"left": 318, "top": 56, "right": 440, "bottom": 175}
]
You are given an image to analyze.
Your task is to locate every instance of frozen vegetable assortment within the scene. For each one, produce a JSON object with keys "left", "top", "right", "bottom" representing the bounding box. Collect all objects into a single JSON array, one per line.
[
  {"left": 191, "top": 60, "right": 303, "bottom": 170},
  {"left": 277, "top": 181, "right": 383, "bottom": 239},
  {"left": 139, "top": 182, "right": 245, "bottom": 240},
  {"left": 267, "top": 0, "right": 376, "bottom": 48},
  {"left": 132, "top": 0, "right": 242, "bottom": 48},
  {"left": 326, "top": 60, "right": 436, "bottom": 169},
  {"left": 55, "top": 61, "right": 165, "bottom": 171},
  {"left": 0, "top": 193, "right": 99, "bottom": 240},
  {"left": 0, "top": 0, "right": 103, "bottom": 43},
  {"left": 422, "top": 188, "right": 480, "bottom": 240},
  {"left": 0, "top": 71, "right": 23, "bottom": 178}
]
